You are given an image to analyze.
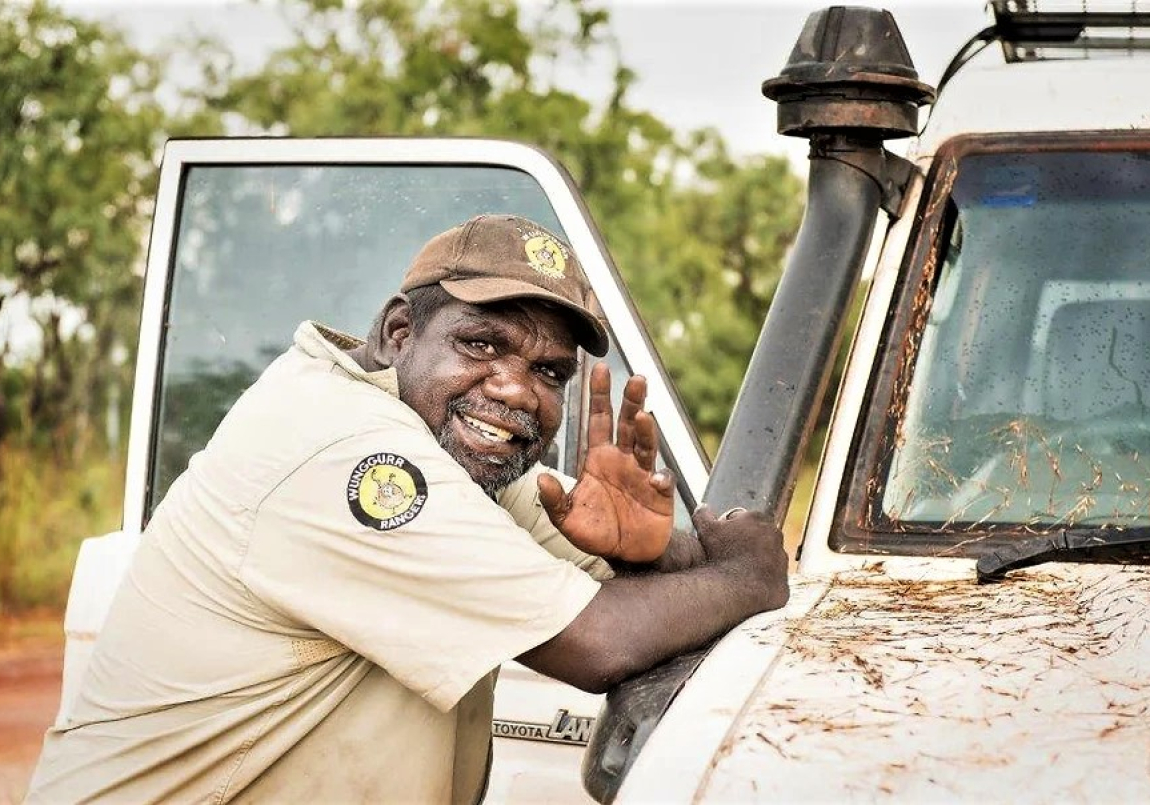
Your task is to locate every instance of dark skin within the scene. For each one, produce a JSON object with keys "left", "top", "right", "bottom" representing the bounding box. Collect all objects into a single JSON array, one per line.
[
  {"left": 350, "top": 294, "right": 677, "bottom": 562},
  {"left": 523, "top": 505, "right": 789, "bottom": 692},
  {"left": 350, "top": 293, "right": 789, "bottom": 693},
  {"left": 539, "top": 363, "right": 677, "bottom": 563}
]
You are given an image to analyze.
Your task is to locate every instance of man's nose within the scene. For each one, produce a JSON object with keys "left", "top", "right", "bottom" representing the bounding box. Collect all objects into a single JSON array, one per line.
[{"left": 483, "top": 360, "right": 538, "bottom": 414}]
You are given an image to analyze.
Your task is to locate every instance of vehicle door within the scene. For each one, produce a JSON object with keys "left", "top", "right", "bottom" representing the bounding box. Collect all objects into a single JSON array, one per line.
[{"left": 122, "top": 137, "right": 708, "bottom": 802}]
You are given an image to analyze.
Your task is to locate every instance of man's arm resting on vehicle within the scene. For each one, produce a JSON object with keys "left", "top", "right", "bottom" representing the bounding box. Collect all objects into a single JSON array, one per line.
[{"left": 517, "top": 506, "right": 788, "bottom": 693}]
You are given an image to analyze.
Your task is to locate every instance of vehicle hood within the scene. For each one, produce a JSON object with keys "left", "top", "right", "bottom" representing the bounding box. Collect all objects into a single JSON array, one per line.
[{"left": 618, "top": 563, "right": 1150, "bottom": 803}]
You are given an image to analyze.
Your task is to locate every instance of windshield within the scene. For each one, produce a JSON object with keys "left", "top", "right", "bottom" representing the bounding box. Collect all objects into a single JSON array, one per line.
[{"left": 874, "top": 145, "right": 1150, "bottom": 539}]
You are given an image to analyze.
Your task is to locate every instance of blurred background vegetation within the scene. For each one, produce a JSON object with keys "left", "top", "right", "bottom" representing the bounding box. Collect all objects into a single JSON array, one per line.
[{"left": 0, "top": 0, "right": 809, "bottom": 615}]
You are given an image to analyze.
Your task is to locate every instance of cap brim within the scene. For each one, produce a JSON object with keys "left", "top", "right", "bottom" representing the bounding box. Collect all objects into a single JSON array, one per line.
[{"left": 440, "top": 276, "right": 609, "bottom": 357}]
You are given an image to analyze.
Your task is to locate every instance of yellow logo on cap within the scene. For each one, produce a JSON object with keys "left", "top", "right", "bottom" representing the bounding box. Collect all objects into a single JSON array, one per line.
[
  {"left": 523, "top": 233, "right": 568, "bottom": 279},
  {"left": 347, "top": 453, "right": 428, "bottom": 531}
]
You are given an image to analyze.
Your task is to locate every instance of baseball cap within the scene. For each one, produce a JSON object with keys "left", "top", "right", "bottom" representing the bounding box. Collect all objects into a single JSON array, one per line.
[{"left": 400, "top": 214, "right": 610, "bottom": 357}]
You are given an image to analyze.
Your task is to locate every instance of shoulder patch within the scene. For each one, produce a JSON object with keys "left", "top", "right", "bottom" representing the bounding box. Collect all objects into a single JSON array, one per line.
[{"left": 347, "top": 453, "right": 428, "bottom": 531}]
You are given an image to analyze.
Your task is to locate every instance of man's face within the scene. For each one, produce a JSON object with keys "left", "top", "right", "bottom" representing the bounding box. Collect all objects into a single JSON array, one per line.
[{"left": 390, "top": 297, "right": 579, "bottom": 494}]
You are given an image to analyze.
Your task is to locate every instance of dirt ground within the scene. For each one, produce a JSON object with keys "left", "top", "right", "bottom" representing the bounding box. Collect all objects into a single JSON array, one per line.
[{"left": 0, "top": 619, "right": 63, "bottom": 804}]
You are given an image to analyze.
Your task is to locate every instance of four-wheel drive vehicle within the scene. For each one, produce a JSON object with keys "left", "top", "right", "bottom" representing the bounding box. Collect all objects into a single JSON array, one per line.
[
  {"left": 586, "top": 3, "right": 1150, "bottom": 802},
  {"left": 55, "top": 2, "right": 1150, "bottom": 803}
]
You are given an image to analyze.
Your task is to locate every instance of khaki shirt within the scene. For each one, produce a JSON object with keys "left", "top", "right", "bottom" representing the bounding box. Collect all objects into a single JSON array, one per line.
[{"left": 29, "top": 322, "right": 609, "bottom": 804}]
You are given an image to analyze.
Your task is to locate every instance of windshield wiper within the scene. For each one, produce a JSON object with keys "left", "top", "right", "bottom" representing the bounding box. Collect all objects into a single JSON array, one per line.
[{"left": 976, "top": 529, "right": 1150, "bottom": 583}]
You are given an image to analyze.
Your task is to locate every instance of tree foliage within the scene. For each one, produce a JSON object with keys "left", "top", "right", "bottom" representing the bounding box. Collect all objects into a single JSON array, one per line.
[
  {"left": 601, "top": 141, "right": 804, "bottom": 444},
  {"left": 0, "top": 0, "right": 165, "bottom": 447}
]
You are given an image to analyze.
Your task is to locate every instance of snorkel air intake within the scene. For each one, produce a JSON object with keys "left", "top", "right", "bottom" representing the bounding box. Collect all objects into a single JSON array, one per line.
[
  {"left": 710, "top": 4, "right": 934, "bottom": 523},
  {"left": 583, "top": 8, "right": 935, "bottom": 803}
]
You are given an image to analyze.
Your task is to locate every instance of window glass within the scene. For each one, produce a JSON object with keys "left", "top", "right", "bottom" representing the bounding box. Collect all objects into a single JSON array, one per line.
[
  {"left": 151, "top": 165, "right": 565, "bottom": 512},
  {"left": 879, "top": 150, "right": 1150, "bottom": 533}
]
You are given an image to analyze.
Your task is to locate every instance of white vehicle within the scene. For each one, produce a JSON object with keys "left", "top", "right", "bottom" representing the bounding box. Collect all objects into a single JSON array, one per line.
[
  {"left": 59, "top": 2, "right": 1150, "bottom": 803},
  {"left": 587, "top": 3, "right": 1150, "bottom": 802}
]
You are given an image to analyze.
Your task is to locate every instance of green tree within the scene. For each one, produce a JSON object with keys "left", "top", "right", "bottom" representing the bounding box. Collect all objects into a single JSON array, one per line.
[
  {"left": 0, "top": 0, "right": 166, "bottom": 449},
  {"left": 0, "top": 2, "right": 174, "bottom": 613}
]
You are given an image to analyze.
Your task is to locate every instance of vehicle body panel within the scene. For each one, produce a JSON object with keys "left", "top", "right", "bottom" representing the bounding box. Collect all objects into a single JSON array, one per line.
[
  {"left": 622, "top": 564, "right": 1150, "bottom": 802},
  {"left": 916, "top": 58, "right": 1150, "bottom": 160}
]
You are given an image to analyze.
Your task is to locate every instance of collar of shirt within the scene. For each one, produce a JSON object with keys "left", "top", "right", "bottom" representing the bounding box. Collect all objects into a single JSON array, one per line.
[{"left": 293, "top": 321, "right": 400, "bottom": 398}]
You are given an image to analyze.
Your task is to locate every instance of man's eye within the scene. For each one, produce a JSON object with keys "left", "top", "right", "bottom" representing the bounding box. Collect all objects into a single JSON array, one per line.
[
  {"left": 465, "top": 340, "right": 496, "bottom": 356},
  {"left": 536, "top": 365, "right": 568, "bottom": 384}
]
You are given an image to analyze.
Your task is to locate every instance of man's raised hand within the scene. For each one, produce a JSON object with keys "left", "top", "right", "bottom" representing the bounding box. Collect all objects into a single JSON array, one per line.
[{"left": 537, "top": 363, "right": 673, "bottom": 563}]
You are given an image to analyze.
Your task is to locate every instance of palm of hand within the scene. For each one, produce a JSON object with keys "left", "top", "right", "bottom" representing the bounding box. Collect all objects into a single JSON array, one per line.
[
  {"left": 538, "top": 364, "right": 674, "bottom": 563},
  {"left": 559, "top": 444, "right": 673, "bottom": 561}
]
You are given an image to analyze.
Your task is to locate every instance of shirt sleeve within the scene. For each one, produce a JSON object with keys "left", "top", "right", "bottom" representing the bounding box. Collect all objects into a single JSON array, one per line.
[
  {"left": 497, "top": 464, "right": 615, "bottom": 582},
  {"left": 238, "top": 428, "right": 601, "bottom": 713}
]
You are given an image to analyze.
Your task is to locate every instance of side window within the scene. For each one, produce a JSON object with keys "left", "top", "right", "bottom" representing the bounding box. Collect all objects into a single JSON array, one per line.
[{"left": 150, "top": 165, "right": 569, "bottom": 514}]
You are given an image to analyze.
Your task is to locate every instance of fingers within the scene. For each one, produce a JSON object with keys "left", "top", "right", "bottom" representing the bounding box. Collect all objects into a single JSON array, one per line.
[
  {"left": 691, "top": 502, "right": 756, "bottom": 533},
  {"left": 586, "top": 363, "right": 614, "bottom": 448},
  {"left": 615, "top": 374, "right": 647, "bottom": 454},
  {"left": 587, "top": 365, "right": 659, "bottom": 472},
  {"left": 649, "top": 469, "right": 675, "bottom": 497},
  {"left": 633, "top": 410, "right": 659, "bottom": 471},
  {"left": 691, "top": 503, "right": 719, "bottom": 530},
  {"left": 537, "top": 474, "right": 570, "bottom": 526}
]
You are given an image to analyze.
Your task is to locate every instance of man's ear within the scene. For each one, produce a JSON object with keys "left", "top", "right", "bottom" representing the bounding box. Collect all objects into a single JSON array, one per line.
[{"left": 373, "top": 294, "right": 414, "bottom": 366}]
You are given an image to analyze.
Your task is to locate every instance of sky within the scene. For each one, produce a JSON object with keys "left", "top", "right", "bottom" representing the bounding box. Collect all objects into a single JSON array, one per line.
[
  {"left": 581, "top": 1, "right": 991, "bottom": 166},
  {"left": 61, "top": 0, "right": 994, "bottom": 170}
]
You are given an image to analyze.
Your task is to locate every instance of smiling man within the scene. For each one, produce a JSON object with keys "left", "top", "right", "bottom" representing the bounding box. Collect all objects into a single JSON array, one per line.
[{"left": 28, "top": 215, "right": 788, "bottom": 804}]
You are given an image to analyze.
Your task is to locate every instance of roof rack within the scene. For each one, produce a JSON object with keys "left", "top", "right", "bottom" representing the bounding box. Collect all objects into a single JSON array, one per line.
[
  {"left": 993, "top": 1, "right": 1150, "bottom": 61},
  {"left": 937, "top": 2, "right": 1150, "bottom": 94}
]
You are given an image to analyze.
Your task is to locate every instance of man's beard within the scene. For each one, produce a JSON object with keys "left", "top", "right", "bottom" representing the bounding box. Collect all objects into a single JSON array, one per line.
[{"left": 437, "top": 396, "right": 547, "bottom": 496}]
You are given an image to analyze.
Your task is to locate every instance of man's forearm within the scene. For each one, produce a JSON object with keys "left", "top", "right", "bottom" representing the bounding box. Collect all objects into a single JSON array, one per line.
[
  {"left": 519, "top": 508, "right": 789, "bottom": 694},
  {"left": 520, "top": 558, "right": 782, "bottom": 693}
]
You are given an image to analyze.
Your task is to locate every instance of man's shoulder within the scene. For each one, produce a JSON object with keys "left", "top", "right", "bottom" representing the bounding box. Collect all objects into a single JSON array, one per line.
[
  {"left": 194, "top": 347, "right": 433, "bottom": 509},
  {"left": 241, "top": 345, "right": 426, "bottom": 437}
]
